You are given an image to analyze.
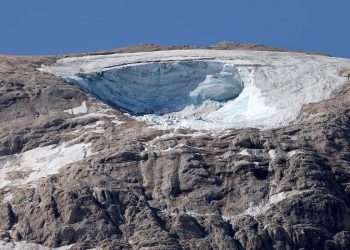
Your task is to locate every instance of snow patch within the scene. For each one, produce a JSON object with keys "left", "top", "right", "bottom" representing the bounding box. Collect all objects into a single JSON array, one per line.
[
  {"left": 269, "top": 149, "right": 304, "bottom": 161},
  {"left": 0, "top": 241, "right": 73, "bottom": 250},
  {"left": 158, "top": 190, "right": 304, "bottom": 221},
  {"left": 221, "top": 215, "right": 230, "bottom": 222},
  {"left": 269, "top": 191, "right": 300, "bottom": 204},
  {"left": 70, "top": 120, "right": 105, "bottom": 136},
  {"left": 0, "top": 142, "right": 93, "bottom": 189},
  {"left": 72, "top": 112, "right": 114, "bottom": 119},
  {"left": 243, "top": 190, "right": 304, "bottom": 217},
  {"left": 268, "top": 149, "right": 277, "bottom": 160},
  {"left": 160, "top": 209, "right": 231, "bottom": 223},
  {"left": 287, "top": 149, "right": 303, "bottom": 157},
  {"left": 2, "top": 193, "right": 13, "bottom": 203},
  {"left": 244, "top": 202, "right": 265, "bottom": 217},
  {"left": 238, "top": 149, "right": 251, "bottom": 156},
  {"left": 238, "top": 148, "right": 263, "bottom": 157},
  {"left": 159, "top": 209, "right": 223, "bottom": 220},
  {"left": 111, "top": 119, "right": 125, "bottom": 125},
  {"left": 64, "top": 101, "right": 88, "bottom": 115}
]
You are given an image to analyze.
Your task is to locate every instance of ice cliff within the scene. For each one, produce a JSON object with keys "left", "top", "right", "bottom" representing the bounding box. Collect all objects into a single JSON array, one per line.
[{"left": 41, "top": 50, "right": 350, "bottom": 130}]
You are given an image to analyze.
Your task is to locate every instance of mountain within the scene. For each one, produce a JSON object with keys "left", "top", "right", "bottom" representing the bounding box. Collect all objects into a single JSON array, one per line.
[{"left": 1, "top": 43, "right": 350, "bottom": 249}]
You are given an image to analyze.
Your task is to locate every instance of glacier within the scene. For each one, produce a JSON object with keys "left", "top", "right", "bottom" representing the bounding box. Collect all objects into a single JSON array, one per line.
[
  {"left": 67, "top": 61, "right": 244, "bottom": 115},
  {"left": 40, "top": 49, "right": 350, "bottom": 130}
]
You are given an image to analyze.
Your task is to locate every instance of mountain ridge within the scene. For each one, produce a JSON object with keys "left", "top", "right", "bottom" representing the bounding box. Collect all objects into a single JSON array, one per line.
[{"left": 0, "top": 43, "right": 350, "bottom": 249}]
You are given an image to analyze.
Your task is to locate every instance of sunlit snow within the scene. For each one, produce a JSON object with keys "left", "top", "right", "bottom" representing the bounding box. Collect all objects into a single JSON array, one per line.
[
  {"left": 0, "top": 241, "right": 73, "bottom": 250},
  {"left": 64, "top": 101, "right": 88, "bottom": 115},
  {"left": 0, "top": 142, "right": 93, "bottom": 188},
  {"left": 40, "top": 49, "right": 350, "bottom": 130}
]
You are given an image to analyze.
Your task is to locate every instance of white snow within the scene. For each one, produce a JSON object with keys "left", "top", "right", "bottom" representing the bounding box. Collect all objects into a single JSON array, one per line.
[
  {"left": 244, "top": 202, "right": 265, "bottom": 217},
  {"left": 269, "top": 148, "right": 304, "bottom": 161},
  {"left": 269, "top": 191, "right": 299, "bottom": 204},
  {"left": 2, "top": 193, "right": 13, "bottom": 203},
  {"left": 0, "top": 241, "right": 73, "bottom": 250},
  {"left": 40, "top": 49, "right": 350, "bottom": 131},
  {"left": 159, "top": 209, "right": 220, "bottom": 219},
  {"left": 268, "top": 149, "right": 277, "bottom": 160},
  {"left": 64, "top": 101, "right": 88, "bottom": 115},
  {"left": 159, "top": 208, "right": 232, "bottom": 223},
  {"left": 158, "top": 190, "right": 304, "bottom": 222},
  {"left": 93, "top": 127, "right": 105, "bottom": 134},
  {"left": 221, "top": 215, "right": 230, "bottom": 222},
  {"left": 238, "top": 149, "right": 251, "bottom": 156},
  {"left": 243, "top": 190, "right": 304, "bottom": 217},
  {"left": 111, "top": 119, "right": 125, "bottom": 125},
  {"left": 70, "top": 120, "right": 105, "bottom": 136},
  {"left": 0, "top": 142, "right": 93, "bottom": 189},
  {"left": 71, "top": 112, "right": 114, "bottom": 119},
  {"left": 238, "top": 148, "right": 263, "bottom": 157},
  {"left": 287, "top": 149, "right": 304, "bottom": 157},
  {"left": 157, "top": 190, "right": 304, "bottom": 222}
]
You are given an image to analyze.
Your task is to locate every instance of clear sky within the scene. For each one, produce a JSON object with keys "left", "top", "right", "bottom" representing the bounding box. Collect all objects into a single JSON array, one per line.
[{"left": 1, "top": 0, "right": 349, "bottom": 57}]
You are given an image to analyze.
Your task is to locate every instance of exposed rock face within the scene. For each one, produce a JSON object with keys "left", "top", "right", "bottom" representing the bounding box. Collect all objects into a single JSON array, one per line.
[{"left": 0, "top": 44, "right": 350, "bottom": 250}]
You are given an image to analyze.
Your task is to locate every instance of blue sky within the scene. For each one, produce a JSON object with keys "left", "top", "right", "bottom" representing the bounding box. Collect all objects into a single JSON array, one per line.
[{"left": 1, "top": 0, "right": 349, "bottom": 57}]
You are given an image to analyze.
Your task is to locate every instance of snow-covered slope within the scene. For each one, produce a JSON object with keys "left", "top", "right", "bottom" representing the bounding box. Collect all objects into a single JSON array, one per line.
[{"left": 41, "top": 50, "right": 350, "bottom": 130}]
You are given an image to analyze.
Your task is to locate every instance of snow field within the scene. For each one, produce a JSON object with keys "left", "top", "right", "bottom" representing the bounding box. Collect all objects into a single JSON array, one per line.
[{"left": 40, "top": 49, "right": 350, "bottom": 130}]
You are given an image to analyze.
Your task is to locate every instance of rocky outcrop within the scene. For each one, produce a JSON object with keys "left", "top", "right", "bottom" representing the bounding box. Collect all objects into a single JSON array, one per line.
[{"left": 0, "top": 45, "right": 350, "bottom": 249}]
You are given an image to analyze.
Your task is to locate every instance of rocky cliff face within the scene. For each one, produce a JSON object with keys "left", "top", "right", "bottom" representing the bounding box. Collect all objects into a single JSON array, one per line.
[{"left": 1, "top": 44, "right": 350, "bottom": 250}]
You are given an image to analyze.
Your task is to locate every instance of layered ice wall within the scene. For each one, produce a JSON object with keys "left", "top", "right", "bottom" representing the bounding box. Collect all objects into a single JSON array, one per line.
[
  {"left": 41, "top": 50, "right": 350, "bottom": 130},
  {"left": 68, "top": 61, "right": 244, "bottom": 115}
]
